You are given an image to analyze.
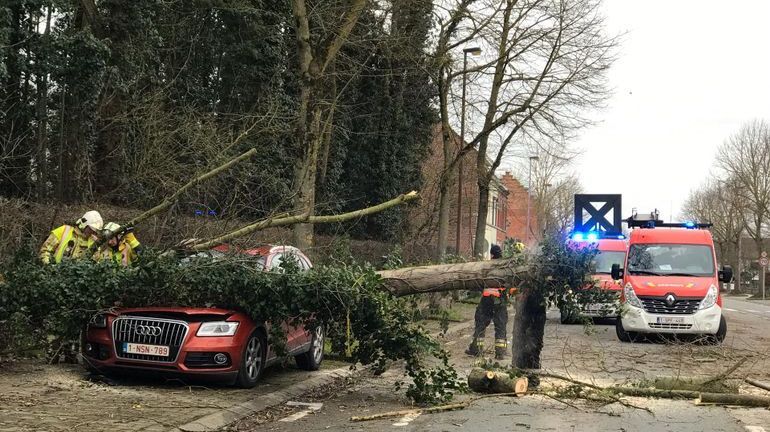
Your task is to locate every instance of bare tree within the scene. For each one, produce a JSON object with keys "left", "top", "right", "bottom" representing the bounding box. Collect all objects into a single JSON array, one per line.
[
  {"left": 528, "top": 141, "right": 579, "bottom": 235},
  {"left": 290, "top": 0, "right": 367, "bottom": 250},
  {"left": 541, "top": 173, "right": 582, "bottom": 233},
  {"left": 716, "top": 120, "right": 770, "bottom": 263},
  {"left": 460, "top": 0, "right": 617, "bottom": 257}
]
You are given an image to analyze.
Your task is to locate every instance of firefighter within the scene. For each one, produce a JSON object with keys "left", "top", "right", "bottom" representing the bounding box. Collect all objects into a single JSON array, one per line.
[
  {"left": 466, "top": 244, "right": 510, "bottom": 360},
  {"left": 39, "top": 210, "right": 104, "bottom": 264},
  {"left": 98, "top": 222, "right": 140, "bottom": 266}
]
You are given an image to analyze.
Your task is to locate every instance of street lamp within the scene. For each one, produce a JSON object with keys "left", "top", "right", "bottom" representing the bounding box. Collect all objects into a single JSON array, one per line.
[
  {"left": 456, "top": 46, "right": 482, "bottom": 255},
  {"left": 526, "top": 155, "right": 539, "bottom": 244}
]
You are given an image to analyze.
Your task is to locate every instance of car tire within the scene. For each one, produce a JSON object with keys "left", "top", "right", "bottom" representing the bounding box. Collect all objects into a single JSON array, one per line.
[
  {"left": 236, "top": 330, "right": 267, "bottom": 388},
  {"left": 295, "top": 325, "right": 324, "bottom": 371},
  {"left": 615, "top": 317, "right": 638, "bottom": 342},
  {"left": 706, "top": 316, "right": 727, "bottom": 345}
]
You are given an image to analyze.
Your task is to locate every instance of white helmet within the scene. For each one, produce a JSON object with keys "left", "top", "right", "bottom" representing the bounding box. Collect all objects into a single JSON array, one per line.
[{"left": 77, "top": 210, "right": 104, "bottom": 231}]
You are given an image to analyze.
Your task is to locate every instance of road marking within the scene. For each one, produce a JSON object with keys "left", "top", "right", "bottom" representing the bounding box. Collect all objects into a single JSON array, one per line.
[
  {"left": 393, "top": 411, "right": 422, "bottom": 427},
  {"left": 745, "top": 426, "right": 766, "bottom": 432},
  {"left": 746, "top": 309, "right": 760, "bottom": 313},
  {"left": 724, "top": 308, "right": 737, "bottom": 312},
  {"left": 279, "top": 402, "right": 323, "bottom": 422}
]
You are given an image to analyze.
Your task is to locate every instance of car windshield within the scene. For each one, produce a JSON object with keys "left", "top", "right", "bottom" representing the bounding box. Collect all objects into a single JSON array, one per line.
[
  {"left": 627, "top": 243, "right": 715, "bottom": 277},
  {"left": 593, "top": 251, "right": 626, "bottom": 274}
]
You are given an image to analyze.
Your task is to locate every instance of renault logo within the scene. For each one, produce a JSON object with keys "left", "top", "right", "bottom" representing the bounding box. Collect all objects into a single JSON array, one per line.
[
  {"left": 665, "top": 294, "right": 676, "bottom": 306},
  {"left": 134, "top": 325, "right": 162, "bottom": 337}
]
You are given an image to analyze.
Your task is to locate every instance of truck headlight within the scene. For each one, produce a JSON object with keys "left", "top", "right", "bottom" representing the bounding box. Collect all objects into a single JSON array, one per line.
[
  {"left": 699, "top": 285, "right": 718, "bottom": 310},
  {"left": 623, "top": 283, "right": 643, "bottom": 308},
  {"left": 197, "top": 322, "right": 239, "bottom": 337}
]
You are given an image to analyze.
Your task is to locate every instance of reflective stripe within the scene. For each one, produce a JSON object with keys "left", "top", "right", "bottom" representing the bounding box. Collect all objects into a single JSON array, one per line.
[
  {"left": 495, "top": 339, "right": 507, "bottom": 348},
  {"left": 53, "top": 226, "right": 74, "bottom": 263},
  {"left": 483, "top": 288, "right": 503, "bottom": 297}
]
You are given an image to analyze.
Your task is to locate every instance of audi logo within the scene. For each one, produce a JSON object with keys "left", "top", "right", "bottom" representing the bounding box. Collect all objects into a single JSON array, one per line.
[{"left": 133, "top": 325, "right": 163, "bottom": 337}]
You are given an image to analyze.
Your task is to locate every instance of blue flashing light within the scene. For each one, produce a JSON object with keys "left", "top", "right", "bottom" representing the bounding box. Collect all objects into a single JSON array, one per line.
[
  {"left": 684, "top": 221, "right": 696, "bottom": 229},
  {"left": 616, "top": 234, "right": 626, "bottom": 240},
  {"left": 586, "top": 232, "right": 599, "bottom": 242},
  {"left": 571, "top": 232, "right": 584, "bottom": 242}
]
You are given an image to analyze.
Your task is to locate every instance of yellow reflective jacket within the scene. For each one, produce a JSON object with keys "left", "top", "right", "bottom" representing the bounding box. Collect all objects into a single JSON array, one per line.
[
  {"left": 96, "top": 241, "right": 137, "bottom": 266},
  {"left": 39, "top": 225, "right": 95, "bottom": 264}
]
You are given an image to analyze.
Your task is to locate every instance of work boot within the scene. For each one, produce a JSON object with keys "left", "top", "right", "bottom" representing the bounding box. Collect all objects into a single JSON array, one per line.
[
  {"left": 494, "top": 347, "right": 507, "bottom": 360},
  {"left": 465, "top": 340, "right": 482, "bottom": 356}
]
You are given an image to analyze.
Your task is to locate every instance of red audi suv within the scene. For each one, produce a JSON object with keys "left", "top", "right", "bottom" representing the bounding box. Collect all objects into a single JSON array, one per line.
[{"left": 81, "top": 245, "right": 324, "bottom": 388}]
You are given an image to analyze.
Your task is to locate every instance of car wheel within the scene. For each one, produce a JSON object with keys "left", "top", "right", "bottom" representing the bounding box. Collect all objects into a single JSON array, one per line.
[
  {"left": 236, "top": 331, "right": 267, "bottom": 388},
  {"left": 706, "top": 316, "right": 727, "bottom": 345},
  {"left": 559, "top": 308, "right": 576, "bottom": 325},
  {"left": 295, "top": 325, "right": 324, "bottom": 371},
  {"left": 615, "top": 317, "right": 638, "bottom": 342}
]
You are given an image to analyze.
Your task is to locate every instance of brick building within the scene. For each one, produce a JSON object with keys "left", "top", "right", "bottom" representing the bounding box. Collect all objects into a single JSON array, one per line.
[{"left": 408, "top": 125, "right": 538, "bottom": 258}]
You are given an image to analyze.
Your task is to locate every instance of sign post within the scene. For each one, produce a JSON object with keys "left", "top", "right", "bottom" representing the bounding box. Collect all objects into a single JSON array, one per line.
[{"left": 760, "top": 251, "right": 768, "bottom": 301}]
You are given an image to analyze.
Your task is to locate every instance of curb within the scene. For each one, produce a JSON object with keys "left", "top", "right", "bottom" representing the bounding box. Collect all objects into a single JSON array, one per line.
[{"left": 172, "top": 319, "right": 475, "bottom": 432}]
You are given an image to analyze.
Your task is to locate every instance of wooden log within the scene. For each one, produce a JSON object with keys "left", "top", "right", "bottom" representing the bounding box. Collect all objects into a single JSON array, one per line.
[
  {"left": 696, "top": 392, "right": 770, "bottom": 407},
  {"left": 745, "top": 378, "right": 770, "bottom": 392},
  {"left": 468, "top": 368, "right": 528, "bottom": 395},
  {"left": 350, "top": 403, "right": 468, "bottom": 422},
  {"left": 645, "top": 376, "right": 737, "bottom": 394},
  {"left": 608, "top": 387, "right": 700, "bottom": 399},
  {"left": 377, "top": 260, "right": 529, "bottom": 297}
]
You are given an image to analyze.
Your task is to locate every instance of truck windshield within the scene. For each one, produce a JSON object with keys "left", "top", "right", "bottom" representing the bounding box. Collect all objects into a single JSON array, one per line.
[
  {"left": 594, "top": 251, "right": 626, "bottom": 274},
  {"left": 627, "top": 244, "right": 715, "bottom": 277}
]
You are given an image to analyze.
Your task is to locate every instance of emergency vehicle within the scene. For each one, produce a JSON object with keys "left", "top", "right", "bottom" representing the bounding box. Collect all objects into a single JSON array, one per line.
[
  {"left": 612, "top": 212, "right": 733, "bottom": 344},
  {"left": 561, "top": 232, "right": 628, "bottom": 323}
]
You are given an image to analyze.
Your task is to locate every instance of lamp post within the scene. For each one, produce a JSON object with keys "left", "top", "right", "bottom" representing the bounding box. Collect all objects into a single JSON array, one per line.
[
  {"left": 456, "top": 46, "right": 482, "bottom": 255},
  {"left": 526, "top": 155, "right": 539, "bottom": 244}
]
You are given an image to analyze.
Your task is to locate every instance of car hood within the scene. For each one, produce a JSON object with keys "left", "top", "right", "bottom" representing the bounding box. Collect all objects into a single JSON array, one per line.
[
  {"left": 115, "top": 306, "right": 235, "bottom": 317},
  {"left": 627, "top": 275, "right": 716, "bottom": 297}
]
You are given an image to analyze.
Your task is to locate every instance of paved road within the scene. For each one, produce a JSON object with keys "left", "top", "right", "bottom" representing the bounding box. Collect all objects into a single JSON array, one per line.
[{"left": 248, "top": 298, "right": 770, "bottom": 432}]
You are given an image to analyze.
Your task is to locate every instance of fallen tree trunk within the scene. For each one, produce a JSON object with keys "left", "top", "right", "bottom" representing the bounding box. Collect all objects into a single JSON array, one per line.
[
  {"left": 745, "top": 378, "right": 770, "bottom": 392},
  {"left": 645, "top": 376, "right": 737, "bottom": 393},
  {"left": 467, "top": 368, "right": 528, "bottom": 395},
  {"left": 376, "top": 260, "right": 529, "bottom": 297},
  {"left": 696, "top": 392, "right": 770, "bottom": 407}
]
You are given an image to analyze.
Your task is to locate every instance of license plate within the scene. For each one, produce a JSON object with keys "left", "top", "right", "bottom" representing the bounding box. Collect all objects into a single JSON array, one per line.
[
  {"left": 123, "top": 342, "right": 170, "bottom": 357},
  {"left": 656, "top": 316, "right": 685, "bottom": 325}
]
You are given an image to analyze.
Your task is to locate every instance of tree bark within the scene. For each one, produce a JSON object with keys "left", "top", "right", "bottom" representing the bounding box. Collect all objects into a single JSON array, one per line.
[
  {"left": 376, "top": 258, "right": 527, "bottom": 297},
  {"left": 511, "top": 288, "right": 546, "bottom": 369},
  {"left": 696, "top": 392, "right": 770, "bottom": 407},
  {"left": 473, "top": 179, "right": 490, "bottom": 257},
  {"left": 467, "top": 368, "right": 528, "bottom": 395},
  {"left": 436, "top": 177, "right": 451, "bottom": 258}
]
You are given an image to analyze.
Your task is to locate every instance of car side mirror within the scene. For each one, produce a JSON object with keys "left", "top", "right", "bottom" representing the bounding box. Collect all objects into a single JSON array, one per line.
[
  {"left": 611, "top": 263, "right": 624, "bottom": 280},
  {"left": 719, "top": 265, "right": 733, "bottom": 283}
]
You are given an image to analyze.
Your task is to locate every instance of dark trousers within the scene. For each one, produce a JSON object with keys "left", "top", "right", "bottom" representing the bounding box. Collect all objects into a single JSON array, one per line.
[{"left": 472, "top": 296, "right": 508, "bottom": 342}]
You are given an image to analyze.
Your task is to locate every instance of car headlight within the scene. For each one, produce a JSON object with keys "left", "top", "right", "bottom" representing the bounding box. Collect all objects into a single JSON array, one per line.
[
  {"left": 90, "top": 314, "right": 107, "bottom": 328},
  {"left": 197, "top": 321, "right": 239, "bottom": 337},
  {"left": 699, "top": 285, "right": 718, "bottom": 310},
  {"left": 623, "top": 283, "right": 643, "bottom": 308}
]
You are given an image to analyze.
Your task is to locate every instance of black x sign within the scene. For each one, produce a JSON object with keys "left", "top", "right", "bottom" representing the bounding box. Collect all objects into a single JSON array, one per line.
[{"left": 574, "top": 194, "right": 622, "bottom": 234}]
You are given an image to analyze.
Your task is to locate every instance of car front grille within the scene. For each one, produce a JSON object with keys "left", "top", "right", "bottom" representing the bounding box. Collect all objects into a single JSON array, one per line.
[
  {"left": 638, "top": 296, "right": 701, "bottom": 315},
  {"left": 112, "top": 316, "right": 188, "bottom": 363},
  {"left": 648, "top": 323, "right": 693, "bottom": 330}
]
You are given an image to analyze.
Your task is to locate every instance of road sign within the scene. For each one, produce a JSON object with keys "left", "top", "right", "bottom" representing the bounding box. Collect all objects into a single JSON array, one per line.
[
  {"left": 761, "top": 251, "right": 768, "bottom": 258},
  {"left": 761, "top": 257, "right": 769, "bottom": 267}
]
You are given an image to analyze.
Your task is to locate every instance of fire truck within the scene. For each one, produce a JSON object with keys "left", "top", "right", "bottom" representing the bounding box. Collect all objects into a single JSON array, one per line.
[
  {"left": 612, "top": 211, "right": 733, "bottom": 344},
  {"left": 561, "top": 232, "right": 627, "bottom": 323}
]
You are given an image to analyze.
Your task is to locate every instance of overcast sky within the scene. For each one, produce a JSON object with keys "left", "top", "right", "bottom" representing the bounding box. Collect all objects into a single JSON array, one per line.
[{"left": 569, "top": 0, "right": 770, "bottom": 222}]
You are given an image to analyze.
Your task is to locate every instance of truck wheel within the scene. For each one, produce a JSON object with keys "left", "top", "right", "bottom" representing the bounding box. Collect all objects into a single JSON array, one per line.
[
  {"left": 236, "top": 331, "right": 267, "bottom": 388},
  {"left": 295, "top": 325, "right": 324, "bottom": 371},
  {"left": 615, "top": 318, "right": 638, "bottom": 342},
  {"left": 706, "top": 316, "right": 727, "bottom": 345}
]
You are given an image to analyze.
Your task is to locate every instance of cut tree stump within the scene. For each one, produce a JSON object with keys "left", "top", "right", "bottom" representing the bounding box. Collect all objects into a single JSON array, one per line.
[
  {"left": 468, "top": 368, "right": 528, "bottom": 395},
  {"left": 696, "top": 392, "right": 770, "bottom": 407}
]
